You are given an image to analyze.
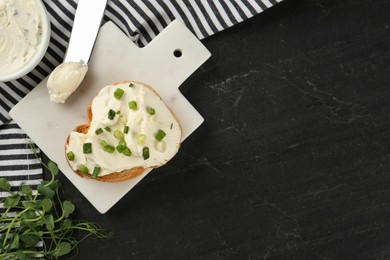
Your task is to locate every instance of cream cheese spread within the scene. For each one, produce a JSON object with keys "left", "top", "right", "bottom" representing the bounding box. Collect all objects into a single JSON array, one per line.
[
  {"left": 66, "top": 82, "right": 182, "bottom": 177},
  {"left": 0, "top": 0, "right": 42, "bottom": 76},
  {"left": 47, "top": 61, "right": 88, "bottom": 103}
]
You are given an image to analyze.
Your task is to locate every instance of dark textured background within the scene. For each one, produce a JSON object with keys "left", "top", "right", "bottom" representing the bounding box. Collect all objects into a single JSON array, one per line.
[{"left": 51, "top": 0, "right": 390, "bottom": 259}]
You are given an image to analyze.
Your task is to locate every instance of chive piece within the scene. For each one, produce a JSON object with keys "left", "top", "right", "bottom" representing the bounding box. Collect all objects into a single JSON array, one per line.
[
  {"left": 91, "top": 166, "right": 101, "bottom": 179},
  {"left": 137, "top": 134, "right": 146, "bottom": 145},
  {"left": 114, "top": 130, "right": 124, "bottom": 139},
  {"left": 66, "top": 151, "right": 75, "bottom": 161},
  {"left": 108, "top": 109, "right": 116, "bottom": 120},
  {"left": 116, "top": 139, "right": 127, "bottom": 153},
  {"left": 129, "top": 83, "right": 134, "bottom": 87},
  {"left": 128, "top": 101, "right": 137, "bottom": 110},
  {"left": 146, "top": 106, "right": 155, "bottom": 115},
  {"left": 116, "top": 110, "right": 121, "bottom": 114},
  {"left": 79, "top": 165, "right": 89, "bottom": 174},
  {"left": 95, "top": 128, "right": 103, "bottom": 135},
  {"left": 142, "top": 147, "right": 150, "bottom": 160},
  {"left": 122, "top": 147, "right": 131, "bottom": 157},
  {"left": 100, "top": 140, "right": 107, "bottom": 147},
  {"left": 120, "top": 116, "right": 127, "bottom": 124},
  {"left": 155, "top": 129, "right": 166, "bottom": 142},
  {"left": 114, "top": 88, "right": 125, "bottom": 100},
  {"left": 103, "top": 145, "right": 115, "bottom": 154},
  {"left": 105, "top": 126, "right": 111, "bottom": 132},
  {"left": 83, "top": 143, "right": 92, "bottom": 154},
  {"left": 123, "top": 125, "right": 129, "bottom": 134},
  {"left": 170, "top": 123, "right": 173, "bottom": 130}
]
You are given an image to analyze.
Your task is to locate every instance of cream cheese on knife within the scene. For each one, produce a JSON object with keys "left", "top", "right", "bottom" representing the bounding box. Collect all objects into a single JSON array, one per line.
[
  {"left": 0, "top": 0, "right": 42, "bottom": 76},
  {"left": 47, "top": 61, "right": 88, "bottom": 103}
]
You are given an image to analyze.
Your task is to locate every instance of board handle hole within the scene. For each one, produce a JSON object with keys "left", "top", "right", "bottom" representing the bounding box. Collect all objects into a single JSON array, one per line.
[{"left": 173, "top": 49, "right": 182, "bottom": 58}]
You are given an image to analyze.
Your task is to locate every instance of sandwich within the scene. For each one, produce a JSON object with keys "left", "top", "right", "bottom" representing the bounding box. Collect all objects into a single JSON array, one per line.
[{"left": 65, "top": 81, "right": 182, "bottom": 182}]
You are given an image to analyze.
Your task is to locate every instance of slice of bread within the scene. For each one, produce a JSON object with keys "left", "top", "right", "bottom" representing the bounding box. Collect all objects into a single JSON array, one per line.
[{"left": 65, "top": 81, "right": 182, "bottom": 182}]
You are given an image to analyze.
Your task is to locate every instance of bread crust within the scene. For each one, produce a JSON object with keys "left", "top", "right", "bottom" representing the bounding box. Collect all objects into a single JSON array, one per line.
[{"left": 65, "top": 81, "right": 182, "bottom": 182}]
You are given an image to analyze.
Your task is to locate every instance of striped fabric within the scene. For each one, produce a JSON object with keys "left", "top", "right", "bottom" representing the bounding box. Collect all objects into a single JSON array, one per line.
[
  {"left": 0, "top": 0, "right": 282, "bottom": 191},
  {"left": 0, "top": 123, "right": 42, "bottom": 193}
]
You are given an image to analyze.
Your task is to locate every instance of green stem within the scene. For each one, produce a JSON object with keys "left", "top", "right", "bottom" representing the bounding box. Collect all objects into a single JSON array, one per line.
[
  {"left": 0, "top": 207, "right": 11, "bottom": 221},
  {"left": 1, "top": 207, "right": 29, "bottom": 247},
  {"left": 54, "top": 192, "right": 64, "bottom": 223},
  {"left": 0, "top": 249, "right": 44, "bottom": 258}
]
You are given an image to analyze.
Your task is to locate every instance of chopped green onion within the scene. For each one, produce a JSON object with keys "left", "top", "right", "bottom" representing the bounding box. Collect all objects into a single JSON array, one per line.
[
  {"left": 122, "top": 147, "right": 131, "bottom": 157},
  {"left": 129, "top": 83, "right": 134, "bottom": 87},
  {"left": 137, "top": 134, "right": 146, "bottom": 145},
  {"left": 95, "top": 128, "right": 103, "bottom": 135},
  {"left": 123, "top": 125, "right": 129, "bottom": 134},
  {"left": 116, "top": 110, "right": 121, "bottom": 114},
  {"left": 120, "top": 116, "right": 127, "bottom": 124},
  {"left": 100, "top": 140, "right": 107, "bottom": 147},
  {"left": 128, "top": 101, "right": 137, "bottom": 110},
  {"left": 66, "top": 151, "right": 75, "bottom": 161},
  {"left": 170, "top": 123, "right": 173, "bottom": 130},
  {"left": 116, "top": 138, "right": 127, "bottom": 153},
  {"left": 103, "top": 145, "right": 115, "bottom": 154},
  {"left": 108, "top": 109, "right": 116, "bottom": 120},
  {"left": 146, "top": 106, "right": 155, "bottom": 115},
  {"left": 155, "top": 129, "right": 166, "bottom": 142},
  {"left": 142, "top": 147, "right": 150, "bottom": 160},
  {"left": 83, "top": 143, "right": 92, "bottom": 154},
  {"left": 114, "top": 88, "right": 125, "bottom": 100},
  {"left": 79, "top": 165, "right": 89, "bottom": 174},
  {"left": 91, "top": 166, "right": 101, "bottom": 179},
  {"left": 105, "top": 126, "right": 111, "bottom": 132},
  {"left": 114, "top": 130, "right": 124, "bottom": 139}
]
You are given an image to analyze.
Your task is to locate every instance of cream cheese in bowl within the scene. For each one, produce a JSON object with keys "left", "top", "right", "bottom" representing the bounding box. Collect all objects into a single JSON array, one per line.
[{"left": 0, "top": 0, "right": 50, "bottom": 81}]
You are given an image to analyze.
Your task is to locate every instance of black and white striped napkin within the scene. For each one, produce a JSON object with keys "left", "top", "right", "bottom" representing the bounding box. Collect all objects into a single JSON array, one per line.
[{"left": 0, "top": 0, "right": 282, "bottom": 193}]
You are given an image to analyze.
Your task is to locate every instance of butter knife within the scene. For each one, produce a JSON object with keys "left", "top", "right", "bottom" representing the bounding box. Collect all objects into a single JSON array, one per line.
[
  {"left": 64, "top": 0, "right": 108, "bottom": 63},
  {"left": 47, "top": 0, "right": 108, "bottom": 103}
]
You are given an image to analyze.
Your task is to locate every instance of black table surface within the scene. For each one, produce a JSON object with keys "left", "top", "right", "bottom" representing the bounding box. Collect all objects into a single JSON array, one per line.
[{"left": 52, "top": 0, "right": 390, "bottom": 259}]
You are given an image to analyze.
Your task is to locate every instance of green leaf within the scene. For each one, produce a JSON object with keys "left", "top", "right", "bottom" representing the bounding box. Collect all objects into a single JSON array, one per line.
[
  {"left": 43, "top": 214, "right": 55, "bottom": 231},
  {"left": 21, "top": 210, "right": 38, "bottom": 220},
  {"left": 23, "top": 201, "right": 41, "bottom": 210},
  {"left": 16, "top": 250, "right": 31, "bottom": 260},
  {"left": 20, "top": 233, "right": 40, "bottom": 247},
  {"left": 53, "top": 241, "right": 72, "bottom": 257},
  {"left": 60, "top": 218, "right": 72, "bottom": 229},
  {"left": 21, "top": 185, "right": 33, "bottom": 198},
  {"left": 4, "top": 194, "right": 20, "bottom": 208},
  {"left": 0, "top": 178, "right": 11, "bottom": 192},
  {"left": 48, "top": 161, "right": 59, "bottom": 176},
  {"left": 41, "top": 179, "right": 61, "bottom": 192},
  {"left": 37, "top": 184, "right": 55, "bottom": 199},
  {"left": 41, "top": 198, "right": 52, "bottom": 212},
  {"left": 10, "top": 233, "right": 19, "bottom": 249},
  {"left": 63, "top": 200, "right": 75, "bottom": 218},
  {"left": 21, "top": 217, "right": 43, "bottom": 232}
]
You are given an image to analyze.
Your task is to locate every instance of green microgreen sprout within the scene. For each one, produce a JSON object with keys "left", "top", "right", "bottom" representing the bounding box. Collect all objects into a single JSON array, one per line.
[{"left": 0, "top": 143, "right": 112, "bottom": 259}]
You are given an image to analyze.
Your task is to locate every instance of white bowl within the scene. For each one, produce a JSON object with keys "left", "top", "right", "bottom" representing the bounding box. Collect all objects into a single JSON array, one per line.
[{"left": 0, "top": 1, "right": 51, "bottom": 82}]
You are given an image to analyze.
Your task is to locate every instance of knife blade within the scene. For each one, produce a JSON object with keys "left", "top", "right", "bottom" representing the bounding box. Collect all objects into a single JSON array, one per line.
[{"left": 64, "top": 0, "right": 108, "bottom": 63}]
